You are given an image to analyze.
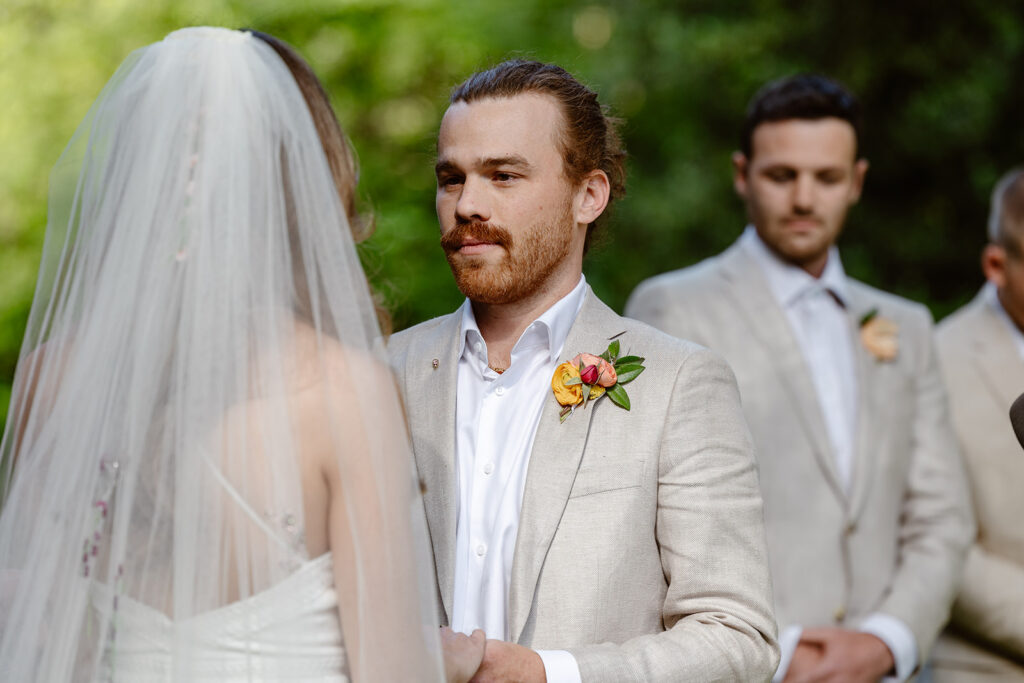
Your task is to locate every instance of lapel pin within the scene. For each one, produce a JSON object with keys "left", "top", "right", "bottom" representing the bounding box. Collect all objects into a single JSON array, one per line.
[{"left": 432, "top": 358, "right": 439, "bottom": 369}]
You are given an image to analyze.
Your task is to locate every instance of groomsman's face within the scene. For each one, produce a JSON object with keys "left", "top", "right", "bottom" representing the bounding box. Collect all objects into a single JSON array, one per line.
[
  {"left": 733, "top": 118, "right": 868, "bottom": 276},
  {"left": 434, "top": 94, "right": 593, "bottom": 304}
]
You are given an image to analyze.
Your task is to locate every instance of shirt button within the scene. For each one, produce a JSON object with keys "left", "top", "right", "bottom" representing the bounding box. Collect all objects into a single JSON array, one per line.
[
  {"left": 494, "top": 386, "right": 505, "bottom": 396},
  {"left": 483, "top": 462, "right": 494, "bottom": 475},
  {"left": 475, "top": 543, "right": 487, "bottom": 557},
  {"left": 474, "top": 342, "right": 482, "bottom": 353}
]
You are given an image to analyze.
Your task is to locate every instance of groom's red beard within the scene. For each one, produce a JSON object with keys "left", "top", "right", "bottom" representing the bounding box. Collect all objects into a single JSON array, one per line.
[{"left": 441, "top": 210, "right": 573, "bottom": 305}]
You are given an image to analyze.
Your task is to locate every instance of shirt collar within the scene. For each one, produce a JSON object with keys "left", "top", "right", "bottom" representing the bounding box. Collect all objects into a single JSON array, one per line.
[
  {"left": 457, "top": 274, "right": 588, "bottom": 364},
  {"left": 983, "top": 281, "right": 1024, "bottom": 359},
  {"left": 740, "top": 225, "right": 850, "bottom": 309}
]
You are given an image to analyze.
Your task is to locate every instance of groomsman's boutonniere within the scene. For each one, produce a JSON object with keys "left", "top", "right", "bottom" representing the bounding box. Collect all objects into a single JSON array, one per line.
[
  {"left": 859, "top": 309, "right": 899, "bottom": 362},
  {"left": 551, "top": 337, "right": 646, "bottom": 423}
]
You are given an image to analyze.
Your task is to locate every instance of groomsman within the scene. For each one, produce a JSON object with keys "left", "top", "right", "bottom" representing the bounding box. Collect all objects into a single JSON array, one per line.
[
  {"left": 930, "top": 168, "right": 1024, "bottom": 681},
  {"left": 390, "top": 60, "right": 779, "bottom": 682},
  {"left": 626, "top": 74, "right": 974, "bottom": 682}
]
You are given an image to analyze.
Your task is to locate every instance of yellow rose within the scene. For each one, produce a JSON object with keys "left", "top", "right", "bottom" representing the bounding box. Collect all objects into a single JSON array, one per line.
[{"left": 552, "top": 361, "right": 583, "bottom": 406}]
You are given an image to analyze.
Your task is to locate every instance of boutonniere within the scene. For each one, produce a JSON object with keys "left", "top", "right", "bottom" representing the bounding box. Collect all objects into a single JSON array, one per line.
[
  {"left": 859, "top": 308, "right": 899, "bottom": 362},
  {"left": 551, "top": 336, "right": 647, "bottom": 423}
]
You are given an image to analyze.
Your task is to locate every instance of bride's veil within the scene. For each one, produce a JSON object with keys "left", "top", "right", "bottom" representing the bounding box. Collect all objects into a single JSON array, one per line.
[{"left": 0, "top": 27, "right": 443, "bottom": 681}]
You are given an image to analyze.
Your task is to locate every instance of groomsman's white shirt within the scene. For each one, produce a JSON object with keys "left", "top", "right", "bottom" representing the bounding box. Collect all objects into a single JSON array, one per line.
[
  {"left": 452, "top": 274, "right": 587, "bottom": 683},
  {"left": 740, "top": 228, "right": 918, "bottom": 682}
]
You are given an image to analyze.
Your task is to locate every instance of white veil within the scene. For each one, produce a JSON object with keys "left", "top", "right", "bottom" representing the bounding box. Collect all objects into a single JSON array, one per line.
[{"left": 0, "top": 27, "right": 443, "bottom": 681}]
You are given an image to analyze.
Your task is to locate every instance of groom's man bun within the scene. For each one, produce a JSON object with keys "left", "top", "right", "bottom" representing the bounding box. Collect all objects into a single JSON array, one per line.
[
  {"left": 741, "top": 74, "right": 864, "bottom": 158},
  {"left": 450, "top": 59, "right": 626, "bottom": 253}
]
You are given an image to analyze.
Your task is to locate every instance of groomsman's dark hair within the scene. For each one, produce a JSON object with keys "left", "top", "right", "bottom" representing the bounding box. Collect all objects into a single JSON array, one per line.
[
  {"left": 741, "top": 74, "right": 863, "bottom": 158},
  {"left": 450, "top": 60, "right": 626, "bottom": 253}
]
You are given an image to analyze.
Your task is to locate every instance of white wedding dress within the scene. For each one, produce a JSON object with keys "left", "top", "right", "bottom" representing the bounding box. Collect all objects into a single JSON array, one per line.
[{"left": 91, "top": 554, "right": 349, "bottom": 682}]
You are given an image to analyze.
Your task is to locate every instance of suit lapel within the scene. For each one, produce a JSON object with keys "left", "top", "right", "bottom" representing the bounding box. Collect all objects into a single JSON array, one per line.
[
  {"left": 506, "top": 291, "right": 614, "bottom": 643},
  {"left": 846, "top": 284, "right": 887, "bottom": 521},
  {"left": 970, "top": 292, "right": 1024, "bottom": 412},
  {"left": 718, "top": 244, "right": 846, "bottom": 501},
  {"left": 408, "top": 313, "right": 462, "bottom": 624}
]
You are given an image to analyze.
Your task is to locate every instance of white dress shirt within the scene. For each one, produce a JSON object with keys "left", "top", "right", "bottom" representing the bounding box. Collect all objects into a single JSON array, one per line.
[
  {"left": 452, "top": 275, "right": 587, "bottom": 683},
  {"left": 741, "top": 228, "right": 918, "bottom": 682},
  {"left": 985, "top": 280, "right": 1024, "bottom": 361}
]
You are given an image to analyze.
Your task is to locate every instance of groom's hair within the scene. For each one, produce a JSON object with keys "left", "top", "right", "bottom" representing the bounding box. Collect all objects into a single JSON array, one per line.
[
  {"left": 741, "top": 74, "right": 863, "bottom": 159},
  {"left": 450, "top": 60, "right": 626, "bottom": 254}
]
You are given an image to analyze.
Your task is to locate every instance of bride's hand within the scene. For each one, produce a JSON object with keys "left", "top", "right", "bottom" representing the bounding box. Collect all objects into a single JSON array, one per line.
[{"left": 440, "top": 626, "right": 485, "bottom": 683}]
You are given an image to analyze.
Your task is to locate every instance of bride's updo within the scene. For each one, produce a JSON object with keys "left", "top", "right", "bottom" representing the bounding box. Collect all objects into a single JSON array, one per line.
[{"left": 248, "top": 30, "right": 372, "bottom": 243}]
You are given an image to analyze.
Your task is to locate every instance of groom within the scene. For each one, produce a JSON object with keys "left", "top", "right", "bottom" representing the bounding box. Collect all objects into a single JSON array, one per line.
[{"left": 389, "top": 60, "right": 779, "bottom": 682}]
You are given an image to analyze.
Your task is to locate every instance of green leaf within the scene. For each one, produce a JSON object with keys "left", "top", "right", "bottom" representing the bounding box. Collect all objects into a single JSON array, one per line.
[
  {"left": 563, "top": 377, "right": 582, "bottom": 386},
  {"left": 615, "top": 365, "right": 646, "bottom": 384},
  {"left": 606, "top": 383, "right": 630, "bottom": 410},
  {"left": 598, "top": 350, "right": 612, "bottom": 362},
  {"left": 607, "top": 339, "right": 620, "bottom": 360},
  {"left": 615, "top": 355, "right": 644, "bottom": 367},
  {"left": 859, "top": 308, "right": 879, "bottom": 327}
]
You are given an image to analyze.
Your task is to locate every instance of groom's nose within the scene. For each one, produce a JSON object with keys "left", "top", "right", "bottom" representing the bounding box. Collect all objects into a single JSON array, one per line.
[{"left": 455, "top": 176, "right": 492, "bottom": 223}]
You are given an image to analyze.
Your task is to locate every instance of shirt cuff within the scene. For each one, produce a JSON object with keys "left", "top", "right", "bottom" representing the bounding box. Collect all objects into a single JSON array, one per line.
[
  {"left": 858, "top": 612, "right": 918, "bottom": 682},
  {"left": 772, "top": 624, "right": 804, "bottom": 683},
  {"left": 537, "top": 649, "right": 582, "bottom": 683}
]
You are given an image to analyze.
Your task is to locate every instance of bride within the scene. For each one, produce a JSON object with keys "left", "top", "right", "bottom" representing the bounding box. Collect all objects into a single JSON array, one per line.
[{"left": 0, "top": 27, "right": 482, "bottom": 682}]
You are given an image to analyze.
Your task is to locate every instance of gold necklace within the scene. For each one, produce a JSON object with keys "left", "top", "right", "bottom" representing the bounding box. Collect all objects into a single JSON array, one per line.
[{"left": 489, "top": 364, "right": 506, "bottom": 374}]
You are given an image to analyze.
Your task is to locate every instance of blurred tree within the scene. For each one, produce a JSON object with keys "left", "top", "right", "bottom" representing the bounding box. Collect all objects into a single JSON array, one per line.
[{"left": 1, "top": 0, "right": 1023, "bottom": 430}]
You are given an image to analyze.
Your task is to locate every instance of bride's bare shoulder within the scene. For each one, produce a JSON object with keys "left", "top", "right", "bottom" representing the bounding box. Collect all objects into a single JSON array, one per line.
[{"left": 285, "top": 319, "right": 395, "bottom": 393}]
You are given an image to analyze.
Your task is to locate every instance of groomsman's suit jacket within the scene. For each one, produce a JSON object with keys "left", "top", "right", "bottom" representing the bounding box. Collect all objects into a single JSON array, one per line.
[
  {"left": 930, "top": 288, "right": 1024, "bottom": 681},
  {"left": 389, "top": 287, "right": 780, "bottom": 682},
  {"left": 624, "top": 240, "right": 974, "bottom": 665}
]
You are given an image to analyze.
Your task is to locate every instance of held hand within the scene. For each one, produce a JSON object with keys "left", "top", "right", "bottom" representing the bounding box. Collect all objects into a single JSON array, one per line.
[
  {"left": 441, "top": 627, "right": 486, "bottom": 683},
  {"left": 468, "top": 639, "right": 546, "bottom": 683},
  {"left": 783, "top": 641, "right": 825, "bottom": 682},
  {"left": 787, "top": 628, "right": 895, "bottom": 683}
]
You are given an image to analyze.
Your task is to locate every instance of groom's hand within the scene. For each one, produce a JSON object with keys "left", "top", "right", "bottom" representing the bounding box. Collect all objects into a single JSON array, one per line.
[{"left": 468, "top": 639, "right": 546, "bottom": 683}]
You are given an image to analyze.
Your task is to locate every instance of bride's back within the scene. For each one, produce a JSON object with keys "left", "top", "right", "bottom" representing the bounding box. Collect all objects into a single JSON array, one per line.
[{"left": 0, "top": 28, "right": 443, "bottom": 682}]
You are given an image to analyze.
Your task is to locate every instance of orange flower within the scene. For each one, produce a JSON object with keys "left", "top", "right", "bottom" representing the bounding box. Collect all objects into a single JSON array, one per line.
[
  {"left": 552, "top": 362, "right": 583, "bottom": 406},
  {"left": 860, "top": 315, "right": 899, "bottom": 361},
  {"left": 571, "top": 352, "right": 617, "bottom": 387}
]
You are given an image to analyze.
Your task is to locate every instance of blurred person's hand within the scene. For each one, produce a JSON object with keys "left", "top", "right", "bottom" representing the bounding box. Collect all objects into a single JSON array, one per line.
[{"left": 784, "top": 627, "right": 894, "bottom": 683}]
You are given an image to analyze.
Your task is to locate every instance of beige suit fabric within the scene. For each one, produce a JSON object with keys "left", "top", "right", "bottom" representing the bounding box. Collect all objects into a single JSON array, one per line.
[
  {"left": 389, "top": 288, "right": 779, "bottom": 682},
  {"left": 625, "top": 240, "right": 974, "bottom": 667},
  {"left": 930, "top": 289, "right": 1024, "bottom": 681}
]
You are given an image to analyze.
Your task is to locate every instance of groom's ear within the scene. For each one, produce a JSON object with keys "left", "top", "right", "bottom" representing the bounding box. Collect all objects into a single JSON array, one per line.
[
  {"left": 574, "top": 169, "right": 610, "bottom": 227},
  {"left": 732, "top": 151, "right": 750, "bottom": 199}
]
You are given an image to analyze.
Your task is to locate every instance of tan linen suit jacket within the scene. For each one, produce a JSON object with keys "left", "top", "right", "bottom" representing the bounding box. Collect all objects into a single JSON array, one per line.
[
  {"left": 625, "top": 240, "right": 974, "bottom": 667},
  {"left": 388, "top": 288, "right": 779, "bottom": 682},
  {"left": 930, "top": 288, "right": 1024, "bottom": 681}
]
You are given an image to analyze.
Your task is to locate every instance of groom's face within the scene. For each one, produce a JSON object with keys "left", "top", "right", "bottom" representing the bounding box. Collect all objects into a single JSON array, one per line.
[
  {"left": 435, "top": 93, "right": 580, "bottom": 304},
  {"left": 734, "top": 117, "right": 868, "bottom": 274}
]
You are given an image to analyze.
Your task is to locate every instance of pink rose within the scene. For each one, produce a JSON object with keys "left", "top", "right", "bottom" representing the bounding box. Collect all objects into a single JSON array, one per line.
[{"left": 571, "top": 353, "right": 618, "bottom": 387}]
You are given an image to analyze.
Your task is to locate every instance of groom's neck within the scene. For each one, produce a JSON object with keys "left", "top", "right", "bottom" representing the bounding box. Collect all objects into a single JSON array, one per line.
[{"left": 471, "top": 271, "right": 581, "bottom": 367}]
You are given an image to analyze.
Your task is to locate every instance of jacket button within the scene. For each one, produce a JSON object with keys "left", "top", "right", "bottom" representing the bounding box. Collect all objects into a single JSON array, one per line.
[
  {"left": 845, "top": 521, "right": 857, "bottom": 535},
  {"left": 834, "top": 605, "right": 846, "bottom": 622}
]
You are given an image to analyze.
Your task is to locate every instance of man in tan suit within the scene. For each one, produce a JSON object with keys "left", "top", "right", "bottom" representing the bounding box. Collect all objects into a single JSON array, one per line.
[
  {"left": 389, "top": 60, "right": 779, "bottom": 682},
  {"left": 626, "top": 75, "right": 974, "bottom": 682},
  {"left": 930, "top": 168, "right": 1024, "bottom": 681}
]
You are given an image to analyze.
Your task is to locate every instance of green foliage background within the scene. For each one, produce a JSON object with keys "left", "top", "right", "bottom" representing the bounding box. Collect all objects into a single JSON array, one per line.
[{"left": 2, "top": 0, "right": 1024, "bottom": 429}]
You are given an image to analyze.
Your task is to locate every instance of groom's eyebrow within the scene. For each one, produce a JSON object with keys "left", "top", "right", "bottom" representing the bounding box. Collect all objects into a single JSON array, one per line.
[{"left": 435, "top": 155, "right": 532, "bottom": 177}]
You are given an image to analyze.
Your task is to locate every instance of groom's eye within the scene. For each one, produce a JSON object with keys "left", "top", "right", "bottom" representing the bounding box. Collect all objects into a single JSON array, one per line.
[
  {"left": 438, "top": 175, "right": 463, "bottom": 188},
  {"left": 492, "top": 172, "right": 516, "bottom": 183}
]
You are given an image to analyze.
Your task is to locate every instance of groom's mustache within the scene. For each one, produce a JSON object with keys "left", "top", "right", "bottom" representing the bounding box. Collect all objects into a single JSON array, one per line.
[{"left": 440, "top": 221, "right": 513, "bottom": 254}]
